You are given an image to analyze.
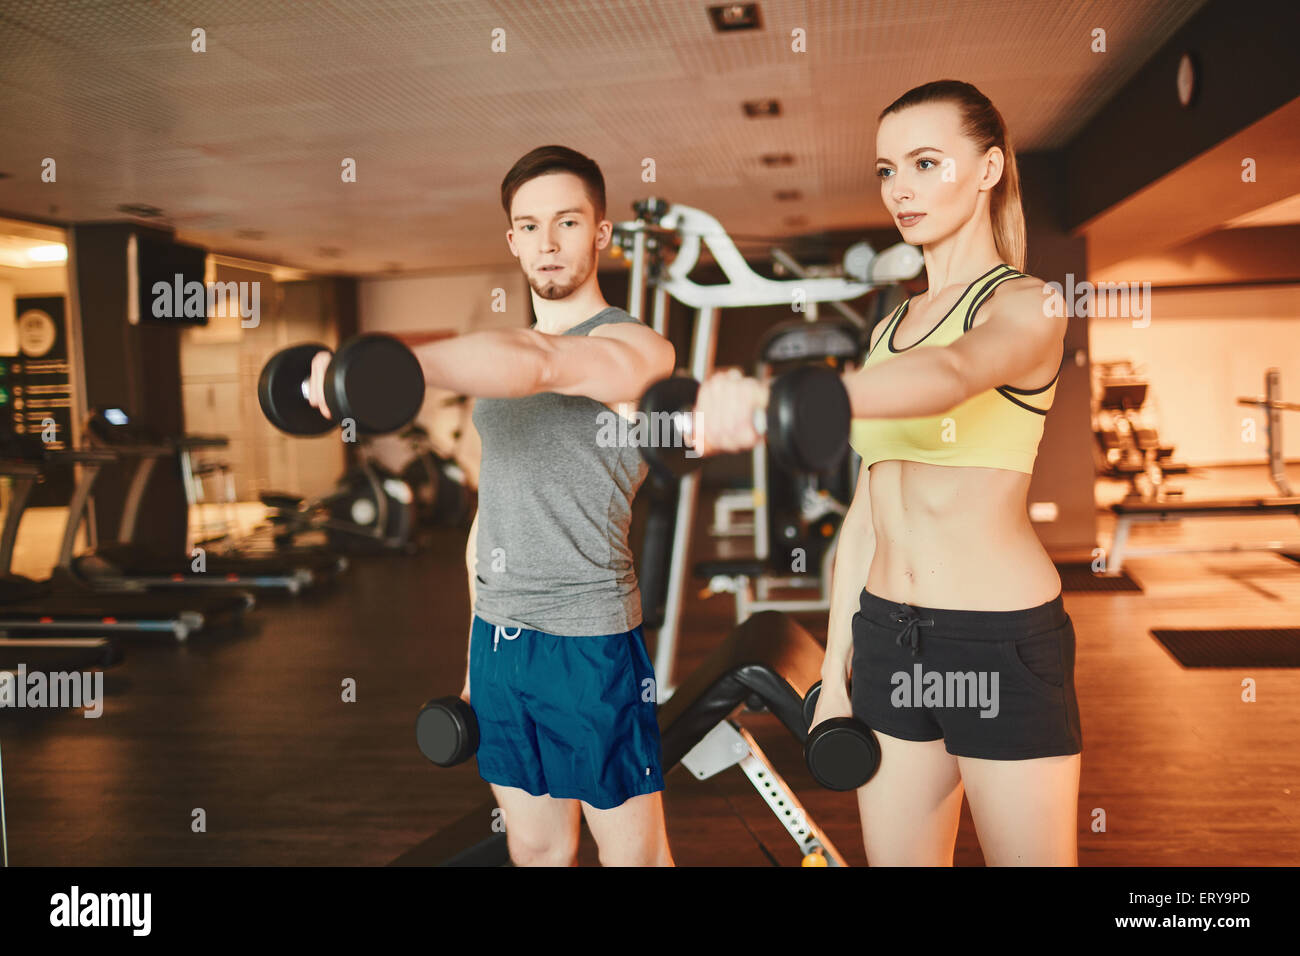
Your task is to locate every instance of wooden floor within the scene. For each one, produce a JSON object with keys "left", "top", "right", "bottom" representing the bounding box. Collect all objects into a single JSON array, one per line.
[{"left": 2, "top": 463, "right": 1298, "bottom": 866}]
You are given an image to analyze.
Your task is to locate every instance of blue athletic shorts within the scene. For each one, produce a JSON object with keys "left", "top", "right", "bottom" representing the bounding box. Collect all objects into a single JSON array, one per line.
[{"left": 468, "top": 615, "right": 665, "bottom": 810}]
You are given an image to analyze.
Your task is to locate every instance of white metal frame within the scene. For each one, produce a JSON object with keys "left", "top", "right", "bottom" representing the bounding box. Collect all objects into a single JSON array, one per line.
[
  {"left": 681, "top": 719, "right": 846, "bottom": 865},
  {"left": 618, "top": 200, "right": 920, "bottom": 697}
]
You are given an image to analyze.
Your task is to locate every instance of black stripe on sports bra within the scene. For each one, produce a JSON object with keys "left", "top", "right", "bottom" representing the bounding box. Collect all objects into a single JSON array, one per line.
[
  {"left": 866, "top": 301, "right": 907, "bottom": 359},
  {"left": 995, "top": 386, "right": 1050, "bottom": 416},
  {"left": 963, "top": 266, "right": 1023, "bottom": 333},
  {"left": 888, "top": 264, "right": 1008, "bottom": 353}
]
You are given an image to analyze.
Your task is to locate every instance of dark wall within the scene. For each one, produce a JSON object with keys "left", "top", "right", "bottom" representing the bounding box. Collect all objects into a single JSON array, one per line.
[
  {"left": 1064, "top": 0, "right": 1300, "bottom": 228},
  {"left": 71, "top": 222, "right": 188, "bottom": 554},
  {"left": 1020, "top": 152, "right": 1094, "bottom": 556}
]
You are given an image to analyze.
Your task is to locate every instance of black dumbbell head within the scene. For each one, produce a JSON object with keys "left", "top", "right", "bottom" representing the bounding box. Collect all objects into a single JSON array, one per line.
[
  {"left": 805, "top": 716, "right": 881, "bottom": 791},
  {"left": 416, "top": 696, "right": 479, "bottom": 767},
  {"left": 802, "top": 680, "right": 822, "bottom": 730},
  {"left": 638, "top": 375, "right": 701, "bottom": 481},
  {"left": 258, "top": 343, "right": 335, "bottom": 435},
  {"left": 767, "top": 364, "right": 851, "bottom": 474},
  {"left": 325, "top": 334, "right": 426, "bottom": 435}
]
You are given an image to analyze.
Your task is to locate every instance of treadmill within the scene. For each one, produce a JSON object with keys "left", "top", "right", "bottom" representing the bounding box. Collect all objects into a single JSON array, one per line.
[
  {"left": 0, "top": 440, "right": 251, "bottom": 642},
  {"left": 0, "top": 452, "right": 122, "bottom": 669},
  {"left": 63, "top": 407, "right": 344, "bottom": 596}
]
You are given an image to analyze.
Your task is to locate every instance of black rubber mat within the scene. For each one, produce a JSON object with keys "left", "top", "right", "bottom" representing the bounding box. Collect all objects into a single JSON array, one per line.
[
  {"left": 1054, "top": 562, "right": 1143, "bottom": 592},
  {"left": 1150, "top": 628, "right": 1300, "bottom": 667}
]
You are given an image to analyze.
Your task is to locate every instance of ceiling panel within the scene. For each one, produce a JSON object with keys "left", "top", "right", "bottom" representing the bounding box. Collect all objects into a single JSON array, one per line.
[{"left": 0, "top": 0, "right": 1210, "bottom": 273}]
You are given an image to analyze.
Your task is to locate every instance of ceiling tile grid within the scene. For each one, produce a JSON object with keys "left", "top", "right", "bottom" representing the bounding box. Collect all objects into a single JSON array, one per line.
[{"left": 0, "top": 0, "right": 1210, "bottom": 272}]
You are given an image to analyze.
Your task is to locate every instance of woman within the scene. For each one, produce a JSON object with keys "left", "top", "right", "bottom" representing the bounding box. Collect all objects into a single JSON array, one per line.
[{"left": 692, "top": 80, "right": 1079, "bottom": 866}]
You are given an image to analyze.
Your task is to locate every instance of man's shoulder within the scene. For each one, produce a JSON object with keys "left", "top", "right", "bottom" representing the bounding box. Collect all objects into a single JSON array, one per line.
[
  {"left": 589, "top": 305, "right": 639, "bottom": 327},
  {"left": 587, "top": 306, "right": 650, "bottom": 339}
]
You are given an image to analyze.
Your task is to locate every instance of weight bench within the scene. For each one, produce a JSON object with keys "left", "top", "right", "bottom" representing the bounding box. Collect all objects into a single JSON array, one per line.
[
  {"left": 694, "top": 532, "right": 838, "bottom": 624},
  {"left": 1106, "top": 496, "right": 1300, "bottom": 574},
  {"left": 394, "top": 611, "right": 844, "bottom": 866}
]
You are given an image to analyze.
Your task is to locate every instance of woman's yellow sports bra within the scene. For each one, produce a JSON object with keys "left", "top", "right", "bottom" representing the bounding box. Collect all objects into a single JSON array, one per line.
[{"left": 849, "top": 264, "right": 1058, "bottom": 475}]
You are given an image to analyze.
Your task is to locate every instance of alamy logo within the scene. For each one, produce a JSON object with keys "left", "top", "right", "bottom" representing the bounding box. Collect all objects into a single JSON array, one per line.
[
  {"left": 595, "top": 410, "right": 702, "bottom": 458},
  {"left": 49, "top": 886, "right": 151, "bottom": 936},
  {"left": 151, "top": 274, "right": 260, "bottom": 327},
  {"left": 891, "top": 664, "right": 1000, "bottom": 718},
  {"left": 0, "top": 666, "right": 103, "bottom": 717},
  {"left": 1042, "top": 274, "right": 1152, "bottom": 327}
]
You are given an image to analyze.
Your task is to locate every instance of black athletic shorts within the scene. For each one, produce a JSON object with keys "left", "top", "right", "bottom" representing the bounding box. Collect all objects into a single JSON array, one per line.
[{"left": 850, "top": 588, "right": 1083, "bottom": 760}]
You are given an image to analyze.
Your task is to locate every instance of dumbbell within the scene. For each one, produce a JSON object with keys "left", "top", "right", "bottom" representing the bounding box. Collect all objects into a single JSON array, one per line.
[
  {"left": 638, "top": 364, "right": 851, "bottom": 481},
  {"left": 415, "top": 695, "right": 479, "bottom": 767},
  {"left": 802, "top": 680, "right": 881, "bottom": 791},
  {"left": 258, "top": 333, "right": 425, "bottom": 436}
]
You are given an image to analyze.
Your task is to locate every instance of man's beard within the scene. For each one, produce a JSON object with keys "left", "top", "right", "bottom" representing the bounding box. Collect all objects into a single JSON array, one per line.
[{"left": 527, "top": 244, "right": 595, "bottom": 300}]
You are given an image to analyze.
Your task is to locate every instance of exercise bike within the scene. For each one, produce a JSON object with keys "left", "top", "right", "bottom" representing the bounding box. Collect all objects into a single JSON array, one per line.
[
  {"left": 259, "top": 447, "right": 416, "bottom": 555},
  {"left": 398, "top": 418, "right": 474, "bottom": 531}
]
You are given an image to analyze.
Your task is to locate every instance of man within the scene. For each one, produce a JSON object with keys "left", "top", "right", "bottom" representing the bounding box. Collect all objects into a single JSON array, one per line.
[{"left": 311, "top": 145, "right": 675, "bottom": 865}]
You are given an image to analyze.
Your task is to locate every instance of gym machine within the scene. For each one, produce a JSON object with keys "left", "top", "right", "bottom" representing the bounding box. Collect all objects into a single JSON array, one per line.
[
  {"left": 1090, "top": 360, "right": 1188, "bottom": 502},
  {"left": 61, "top": 407, "right": 345, "bottom": 594},
  {"left": 1102, "top": 367, "right": 1300, "bottom": 575},
  {"left": 1238, "top": 367, "right": 1299, "bottom": 497},
  {"left": 0, "top": 447, "right": 122, "bottom": 669},
  {"left": 697, "top": 315, "right": 861, "bottom": 626},
  {"left": 0, "top": 438, "right": 249, "bottom": 641},
  {"left": 259, "top": 452, "right": 417, "bottom": 555},
  {"left": 398, "top": 418, "right": 475, "bottom": 531},
  {"left": 613, "top": 198, "right": 923, "bottom": 696}
]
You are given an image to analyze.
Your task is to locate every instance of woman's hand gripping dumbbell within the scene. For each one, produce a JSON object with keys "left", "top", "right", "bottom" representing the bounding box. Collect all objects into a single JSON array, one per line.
[{"left": 637, "top": 364, "right": 852, "bottom": 480}]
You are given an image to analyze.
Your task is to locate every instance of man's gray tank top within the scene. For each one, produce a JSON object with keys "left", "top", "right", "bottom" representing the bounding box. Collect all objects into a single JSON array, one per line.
[{"left": 471, "top": 306, "right": 649, "bottom": 635}]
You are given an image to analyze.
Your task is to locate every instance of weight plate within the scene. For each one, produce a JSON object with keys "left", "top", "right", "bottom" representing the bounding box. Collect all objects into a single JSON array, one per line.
[
  {"left": 802, "top": 680, "right": 822, "bottom": 730},
  {"left": 638, "top": 376, "right": 701, "bottom": 481},
  {"left": 768, "top": 365, "right": 851, "bottom": 474},
  {"left": 326, "top": 334, "right": 425, "bottom": 435},
  {"left": 258, "top": 343, "right": 334, "bottom": 435},
  {"left": 415, "top": 698, "right": 478, "bottom": 766},
  {"left": 805, "top": 718, "right": 881, "bottom": 791}
]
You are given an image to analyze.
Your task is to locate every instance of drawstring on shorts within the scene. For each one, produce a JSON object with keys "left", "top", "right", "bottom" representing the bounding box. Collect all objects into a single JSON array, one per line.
[
  {"left": 890, "top": 604, "right": 935, "bottom": 656},
  {"left": 493, "top": 625, "right": 522, "bottom": 652}
]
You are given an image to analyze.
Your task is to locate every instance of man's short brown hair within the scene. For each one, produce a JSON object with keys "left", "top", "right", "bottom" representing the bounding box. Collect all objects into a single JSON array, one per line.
[{"left": 500, "top": 145, "right": 606, "bottom": 224}]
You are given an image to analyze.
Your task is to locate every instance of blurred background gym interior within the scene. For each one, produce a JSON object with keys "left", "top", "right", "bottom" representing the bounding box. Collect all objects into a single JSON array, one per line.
[{"left": 0, "top": 0, "right": 1297, "bottom": 868}]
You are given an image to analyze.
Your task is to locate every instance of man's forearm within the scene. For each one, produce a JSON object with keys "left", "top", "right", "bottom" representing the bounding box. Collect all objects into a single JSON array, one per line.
[
  {"left": 842, "top": 347, "right": 965, "bottom": 420},
  {"left": 412, "top": 329, "right": 549, "bottom": 398}
]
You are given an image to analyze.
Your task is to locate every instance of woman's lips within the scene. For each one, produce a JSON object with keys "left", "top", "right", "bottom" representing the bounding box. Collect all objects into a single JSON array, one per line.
[{"left": 898, "top": 213, "right": 925, "bottom": 227}]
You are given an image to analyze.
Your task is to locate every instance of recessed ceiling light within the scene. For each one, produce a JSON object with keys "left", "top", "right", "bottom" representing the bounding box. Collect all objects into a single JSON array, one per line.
[
  {"left": 26, "top": 243, "right": 67, "bottom": 263},
  {"left": 742, "top": 99, "right": 781, "bottom": 118},
  {"left": 708, "top": 3, "right": 762, "bottom": 32},
  {"left": 117, "top": 203, "right": 164, "bottom": 218}
]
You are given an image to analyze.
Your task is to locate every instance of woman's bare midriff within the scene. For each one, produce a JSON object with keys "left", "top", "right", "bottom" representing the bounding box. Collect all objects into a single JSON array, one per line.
[{"left": 864, "top": 458, "right": 1061, "bottom": 612}]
